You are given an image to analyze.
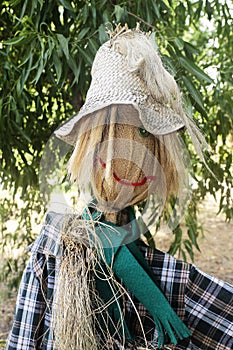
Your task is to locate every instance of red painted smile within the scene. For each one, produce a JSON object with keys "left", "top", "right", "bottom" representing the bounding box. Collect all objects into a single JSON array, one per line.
[{"left": 96, "top": 157, "right": 155, "bottom": 187}]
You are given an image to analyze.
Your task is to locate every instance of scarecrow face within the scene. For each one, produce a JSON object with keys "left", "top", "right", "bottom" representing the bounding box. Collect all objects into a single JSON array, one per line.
[{"left": 91, "top": 107, "right": 158, "bottom": 211}]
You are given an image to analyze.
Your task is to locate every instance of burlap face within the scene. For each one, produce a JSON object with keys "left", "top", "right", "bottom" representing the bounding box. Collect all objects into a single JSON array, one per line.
[
  {"left": 75, "top": 105, "right": 168, "bottom": 213},
  {"left": 92, "top": 125, "right": 160, "bottom": 211}
]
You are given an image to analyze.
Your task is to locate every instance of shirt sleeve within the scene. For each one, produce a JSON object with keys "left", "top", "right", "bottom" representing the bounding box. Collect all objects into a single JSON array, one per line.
[
  {"left": 5, "top": 211, "right": 64, "bottom": 350},
  {"left": 5, "top": 252, "right": 46, "bottom": 350},
  {"left": 185, "top": 265, "right": 233, "bottom": 350}
]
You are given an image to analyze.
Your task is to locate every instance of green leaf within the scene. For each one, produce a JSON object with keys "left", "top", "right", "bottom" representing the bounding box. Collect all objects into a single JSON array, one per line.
[
  {"left": 88, "top": 38, "right": 98, "bottom": 55},
  {"left": 145, "top": 1, "right": 153, "bottom": 23},
  {"left": 168, "top": 242, "right": 179, "bottom": 256},
  {"left": 78, "top": 47, "right": 93, "bottom": 66},
  {"left": 179, "top": 57, "right": 214, "bottom": 84},
  {"left": 182, "top": 76, "right": 205, "bottom": 110},
  {"left": 91, "top": 1, "right": 97, "bottom": 27},
  {"left": 56, "top": 34, "right": 70, "bottom": 60},
  {"left": 18, "top": 55, "right": 33, "bottom": 91},
  {"left": 19, "top": 0, "right": 28, "bottom": 19},
  {"left": 181, "top": 249, "right": 187, "bottom": 262},
  {"left": 38, "top": 0, "right": 44, "bottom": 9},
  {"left": 151, "top": 0, "right": 161, "bottom": 19},
  {"left": 18, "top": 45, "right": 34, "bottom": 67},
  {"left": 12, "top": 121, "right": 31, "bottom": 143},
  {"left": 47, "top": 37, "right": 55, "bottom": 58},
  {"left": 102, "top": 9, "right": 110, "bottom": 23},
  {"left": 77, "top": 28, "right": 90, "bottom": 41},
  {"left": 59, "top": 0, "right": 74, "bottom": 12},
  {"left": 184, "top": 41, "right": 200, "bottom": 55},
  {"left": 183, "top": 240, "right": 194, "bottom": 261},
  {"left": 7, "top": 0, "right": 22, "bottom": 5},
  {"left": 82, "top": 4, "right": 89, "bottom": 24},
  {"left": 98, "top": 24, "right": 108, "bottom": 44},
  {"left": 67, "top": 56, "right": 81, "bottom": 85},
  {"left": 187, "top": 227, "right": 200, "bottom": 251},
  {"left": 114, "top": 5, "right": 125, "bottom": 22},
  {"left": 3, "top": 36, "right": 25, "bottom": 45},
  {"left": 33, "top": 57, "right": 45, "bottom": 84},
  {"left": 174, "top": 37, "right": 184, "bottom": 50},
  {"left": 52, "top": 51, "right": 62, "bottom": 83}
]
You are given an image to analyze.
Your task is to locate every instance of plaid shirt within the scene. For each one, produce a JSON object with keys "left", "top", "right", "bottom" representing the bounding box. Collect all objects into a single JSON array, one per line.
[{"left": 6, "top": 212, "right": 233, "bottom": 350}]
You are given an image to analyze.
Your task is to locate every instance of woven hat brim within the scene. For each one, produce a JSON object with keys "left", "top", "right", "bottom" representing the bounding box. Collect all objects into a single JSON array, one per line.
[{"left": 54, "top": 102, "right": 184, "bottom": 146}]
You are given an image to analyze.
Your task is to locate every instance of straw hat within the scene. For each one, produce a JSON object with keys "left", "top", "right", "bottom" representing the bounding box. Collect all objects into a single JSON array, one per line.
[{"left": 54, "top": 25, "right": 189, "bottom": 146}]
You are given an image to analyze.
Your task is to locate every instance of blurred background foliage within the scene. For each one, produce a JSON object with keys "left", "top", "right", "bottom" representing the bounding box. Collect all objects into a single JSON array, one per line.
[{"left": 0, "top": 0, "right": 232, "bottom": 288}]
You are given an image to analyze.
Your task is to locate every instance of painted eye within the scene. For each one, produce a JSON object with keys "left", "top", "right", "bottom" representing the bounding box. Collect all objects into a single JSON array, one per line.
[{"left": 138, "top": 127, "right": 150, "bottom": 138}]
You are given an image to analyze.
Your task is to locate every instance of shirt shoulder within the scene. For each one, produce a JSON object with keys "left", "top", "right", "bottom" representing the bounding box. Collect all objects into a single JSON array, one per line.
[{"left": 27, "top": 211, "right": 72, "bottom": 258}]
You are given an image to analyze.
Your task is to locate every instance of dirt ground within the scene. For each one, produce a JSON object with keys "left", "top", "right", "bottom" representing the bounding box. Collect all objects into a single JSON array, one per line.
[{"left": 0, "top": 195, "right": 232, "bottom": 346}]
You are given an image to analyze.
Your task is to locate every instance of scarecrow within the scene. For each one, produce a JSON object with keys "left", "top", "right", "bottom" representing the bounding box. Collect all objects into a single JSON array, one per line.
[{"left": 6, "top": 25, "right": 233, "bottom": 350}]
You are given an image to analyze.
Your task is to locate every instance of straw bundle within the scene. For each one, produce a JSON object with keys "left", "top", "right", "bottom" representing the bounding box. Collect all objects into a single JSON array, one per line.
[{"left": 51, "top": 215, "right": 147, "bottom": 350}]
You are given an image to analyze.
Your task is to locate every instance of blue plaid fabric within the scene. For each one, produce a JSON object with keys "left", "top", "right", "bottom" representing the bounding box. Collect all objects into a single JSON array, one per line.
[{"left": 6, "top": 212, "right": 233, "bottom": 350}]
